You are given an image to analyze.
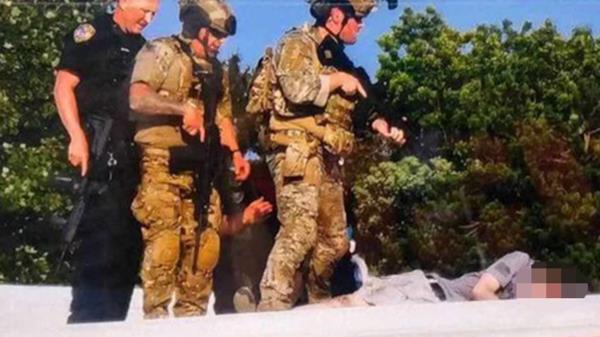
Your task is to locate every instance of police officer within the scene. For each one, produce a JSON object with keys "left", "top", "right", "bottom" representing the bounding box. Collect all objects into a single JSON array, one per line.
[
  {"left": 53, "top": 0, "right": 160, "bottom": 323},
  {"left": 252, "top": 0, "right": 405, "bottom": 311},
  {"left": 128, "top": 0, "right": 268, "bottom": 318}
]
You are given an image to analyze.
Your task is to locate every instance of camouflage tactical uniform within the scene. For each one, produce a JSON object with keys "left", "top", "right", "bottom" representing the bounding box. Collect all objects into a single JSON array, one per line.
[
  {"left": 130, "top": 36, "right": 232, "bottom": 318},
  {"left": 255, "top": 23, "right": 363, "bottom": 311}
]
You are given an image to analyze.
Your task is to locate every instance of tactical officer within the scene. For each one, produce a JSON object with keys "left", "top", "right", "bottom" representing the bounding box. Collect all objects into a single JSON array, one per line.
[
  {"left": 248, "top": 0, "right": 405, "bottom": 311},
  {"left": 128, "top": 0, "right": 268, "bottom": 318},
  {"left": 54, "top": 0, "right": 160, "bottom": 323}
]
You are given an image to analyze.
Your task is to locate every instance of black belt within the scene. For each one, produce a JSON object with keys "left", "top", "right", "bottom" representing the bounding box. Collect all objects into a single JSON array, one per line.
[{"left": 426, "top": 274, "right": 447, "bottom": 301}]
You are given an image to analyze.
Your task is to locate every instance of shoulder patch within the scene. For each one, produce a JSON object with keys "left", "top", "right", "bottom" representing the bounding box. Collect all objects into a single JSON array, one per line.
[{"left": 73, "top": 23, "right": 96, "bottom": 43}]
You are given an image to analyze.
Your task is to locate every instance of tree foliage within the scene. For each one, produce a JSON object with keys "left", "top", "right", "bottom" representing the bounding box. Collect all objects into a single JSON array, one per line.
[
  {"left": 0, "top": 0, "right": 99, "bottom": 283},
  {"left": 353, "top": 7, "right": 600, "bottom": 289},
  {"left": 1, "top": 2, "right": 599, "bottom": 292}
]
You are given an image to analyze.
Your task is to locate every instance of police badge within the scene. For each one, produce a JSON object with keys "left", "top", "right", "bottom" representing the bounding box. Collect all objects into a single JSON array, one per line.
[{"left": 73, "top": 23, "right": 96, "bottom": 43}]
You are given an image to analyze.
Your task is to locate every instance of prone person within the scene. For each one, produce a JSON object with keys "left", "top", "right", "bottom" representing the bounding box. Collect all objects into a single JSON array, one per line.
[{"left": 301, "top": 251, "right": 589, "bottom": 309}]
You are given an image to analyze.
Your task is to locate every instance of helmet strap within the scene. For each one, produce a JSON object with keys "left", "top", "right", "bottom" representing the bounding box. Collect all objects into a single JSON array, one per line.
[
  {"left": 321, "top": 5, "right": 352, "bottom": 40},
  {"left": 324, "top": 25, "right": 339, "bottom": 40},
  {"left": 193, "top": 28, "right": 214, "bottom": 59},
  {"left": 199, "top": 30, "right": 210, "bottom": 52}
]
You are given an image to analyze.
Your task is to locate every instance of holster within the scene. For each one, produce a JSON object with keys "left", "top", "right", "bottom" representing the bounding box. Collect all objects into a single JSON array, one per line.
[{"left": 109, "top": 139, "right": 138, "bottom": 166}]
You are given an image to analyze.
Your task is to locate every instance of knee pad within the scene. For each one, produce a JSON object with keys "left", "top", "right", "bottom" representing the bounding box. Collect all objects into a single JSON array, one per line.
[
  {"left": 150, "top": 232, "right": 180, "bottom": 266},
  {"left": 143, "top": 232, "right": 179, "bottom": 287},
  {"left": 195, "top": 228, "right": 220, "bottom": 273}
]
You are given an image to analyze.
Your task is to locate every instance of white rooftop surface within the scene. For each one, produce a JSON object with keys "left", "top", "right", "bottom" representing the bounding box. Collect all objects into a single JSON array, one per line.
[{"left": 2, "top": 285, "right": 600, "bottom": 337}]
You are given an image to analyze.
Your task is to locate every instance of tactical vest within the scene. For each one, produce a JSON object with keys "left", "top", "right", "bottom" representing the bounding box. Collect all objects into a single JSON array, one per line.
[
  {"left": 248, "top": 25, "right": 357, "bottom": 156},
  {"left": 133, "top": 37, "right": 207, "bottom": 148},
  {"left": 317, "top": 85, "right": 355, "bottom": 131},
  {"left": 307, "top": 27, "right": 356, "bottom": 136},
  {"left": 246, "top": 47, "right": 276, "bottom": 121}
]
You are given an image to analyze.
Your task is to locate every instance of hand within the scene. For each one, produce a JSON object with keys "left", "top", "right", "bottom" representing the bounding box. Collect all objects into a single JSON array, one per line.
[
  {"left": 338, "top": 72, "right": 367, "bottom": 98},
  {"left": 221, "top": 197, "right": 273, "bottom": 236},
  {"left": 372, "top": 118, "right": 406, "bottom": 145},
  {"left": 182, "top": 102, "right": 205, "bottom": 142},
  {"left": 232, "top": 150, "right": 251, "bottom": 181},
  {"left": 242, "top": 197, "right": 273, "bottom": 226},
  {"left": 68, "top": 132, "right": 89, "bottom": 176}
]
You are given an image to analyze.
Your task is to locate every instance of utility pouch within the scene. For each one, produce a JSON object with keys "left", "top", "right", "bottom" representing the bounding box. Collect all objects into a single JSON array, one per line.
[
  {"left": 282, "top": 140, "right": 311, "bottom": 178},
  {"left": 323, "top": 124, "right": 355, "bottom": 157},
  {"left": 246, "top": 47, "right": 275, "bottom": 116}
]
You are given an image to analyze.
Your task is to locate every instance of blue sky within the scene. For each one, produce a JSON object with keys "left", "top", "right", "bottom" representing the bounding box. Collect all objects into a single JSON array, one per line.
[{"left": 144, "top": 0, "right": 600, "bottom": 76}]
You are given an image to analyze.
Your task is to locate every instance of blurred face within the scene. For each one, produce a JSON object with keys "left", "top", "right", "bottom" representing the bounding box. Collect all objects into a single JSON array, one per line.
[
  {"left": 195, "top": 27, "right": 227, "bottom": 58},
  {"left": 118, "top": 0, "right": 160, "bottom": 34},
  {"left": 338, "top": 16, "right": 363, "bottom": 45},
  {"left": 514, "top": 266, "right": 588, "bottom": 298}
]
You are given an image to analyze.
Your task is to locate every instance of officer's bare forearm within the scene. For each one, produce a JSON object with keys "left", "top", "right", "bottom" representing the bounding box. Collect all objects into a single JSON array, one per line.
[
  {"left": 218, "top": 118, "right": 239, "bottom": 150},
  {"left": 54, "top": 70, "right": 86, "bottom": 140},
  {"left": 129, "top": 82, "right": 185, "bottom": 116}
]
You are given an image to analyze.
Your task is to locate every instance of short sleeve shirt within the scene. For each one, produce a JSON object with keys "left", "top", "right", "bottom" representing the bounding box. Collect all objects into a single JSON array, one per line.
[
  {"left": 130, "top": 39, "right": 177, "bottom": 93},
  {"left": 57, "top": 13, "right": 145, "bottom": 81},
  {"left": 129, "top": 37, "right": 233, "bottom": 147},
  {"left": 56, "top": 13, "right": 145, "bottom": 124},
  {"left": 436, "top": 251, "right": 534, "bottom": 301},
  {"left": 130, "top": 37, "right": 232, "bottom": 122}
]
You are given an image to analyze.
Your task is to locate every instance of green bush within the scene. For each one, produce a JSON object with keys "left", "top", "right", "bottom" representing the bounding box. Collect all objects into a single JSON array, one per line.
[
  {"left": 0, "top": 1, "right": 98, "bottom": 284},
  {"left": 352, "top": 7, "right": 600, "bottom": 289},
  {"left": 1, "top": 2, "right": 598, "bottom": 291}
]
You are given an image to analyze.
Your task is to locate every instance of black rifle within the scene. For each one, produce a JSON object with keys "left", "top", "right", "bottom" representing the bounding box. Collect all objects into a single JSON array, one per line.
[
  {"left": 317, "top": 35, "right": 408, "bottom": 135},
  {"left": 170, "top": 127, "right": 244, "bottom": 273},
  {"left": 169, "top": 41, "right": 244, "bottom": 273},
  {"left": 55, "top": 114, "right": 114, "bottom": 273},
  {"left": 170, "top": 125, "right": 220, "bottom": 274}
]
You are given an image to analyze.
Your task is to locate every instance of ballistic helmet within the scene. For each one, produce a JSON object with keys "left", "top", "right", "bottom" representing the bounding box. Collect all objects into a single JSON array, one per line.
[
  {"left": 179, "top": 0, "right": 237, "bottom": 38},
  {"left": 308, "top": 0, "right": 377, "bottom": 20}
]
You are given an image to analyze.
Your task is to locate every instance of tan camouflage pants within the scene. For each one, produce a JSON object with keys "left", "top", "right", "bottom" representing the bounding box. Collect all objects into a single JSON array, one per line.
[
  {"left": 258, "top": 147, "right": 348, "bottom": 311},
  {"left": 131, "top": 147, "right": 222, "bottom": 319}
]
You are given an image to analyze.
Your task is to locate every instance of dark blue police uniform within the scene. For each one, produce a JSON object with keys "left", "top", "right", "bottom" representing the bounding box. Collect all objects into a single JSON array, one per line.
[{"left": 56, "top": 12, "right": 145, "bottom": 323}]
